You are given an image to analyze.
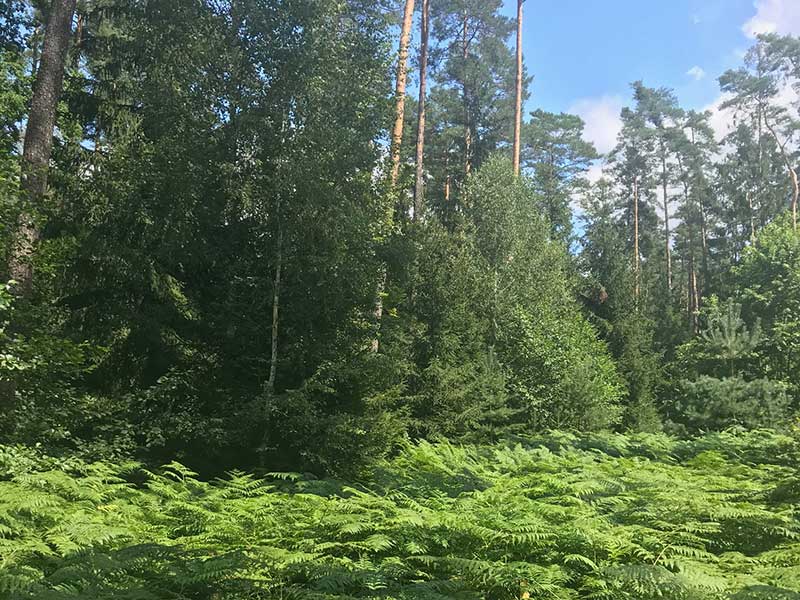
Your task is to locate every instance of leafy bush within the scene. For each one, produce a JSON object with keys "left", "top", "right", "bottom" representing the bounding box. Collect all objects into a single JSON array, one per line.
[{"left": 0, "top": 430, "right": 798, "bottom": 599}]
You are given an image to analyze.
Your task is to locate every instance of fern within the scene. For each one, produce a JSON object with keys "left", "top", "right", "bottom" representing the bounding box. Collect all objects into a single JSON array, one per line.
[{"left": 0, "top": 430, "right": 797, "bottom": 599}]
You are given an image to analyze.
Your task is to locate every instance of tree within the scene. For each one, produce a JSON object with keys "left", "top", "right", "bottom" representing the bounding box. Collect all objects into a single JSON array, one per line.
[
  {"left": 699, "top": 299, "right": 762, "bottom": 377},
  {"left": 632, "top": 82, "right": 683, "bottom": 291},
  {"left": 609, "top": 104, "right": 658, "bottom": 303},
  {"left": 512, "top": 0, "right": 524, "bottom": 177},
  {"left": 720, "top": 40, "right": 800, "bottom": 232},
  {"left": 463, "top": 158, "right": 624, "bottom": 431},
  {"left": 673, "top": 110, "right": 717, "bottom": 332},
  {"left": 521, "top": 110, "right": 597, "bottom": 242},
  {"left": 579, "top": 179, "right": 662, "bottom": 432},
  {"left": 17, "top": 0, "right": 399, "bottom": 470},
  {"left": 390, "top": 0, "right": 416, "bottom": 188},
  {"left": 413, "top": 0, "right": 430, "bottom": 216},
  {"left": 9, "top": 0, "right": 77, "bottom": 293},
  {"left": 736, "top": 217, "right": 800, "bottom": 389},
  {"left": 427, "top": 0, "right": 516, "bottom": 204}
]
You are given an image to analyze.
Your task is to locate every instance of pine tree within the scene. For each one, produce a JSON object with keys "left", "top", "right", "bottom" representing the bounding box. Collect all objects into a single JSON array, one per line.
[
  {"left": 9, "top": 0, "right": 77, "bottom": 293},
  {"left": 512, "top": 0, "right": 525, "bottom": 177}
]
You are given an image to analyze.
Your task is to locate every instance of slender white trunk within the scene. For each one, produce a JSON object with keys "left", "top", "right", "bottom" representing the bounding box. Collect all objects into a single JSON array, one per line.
[{"left": 267, "top": 227, "right": 283, "bottom": 396}]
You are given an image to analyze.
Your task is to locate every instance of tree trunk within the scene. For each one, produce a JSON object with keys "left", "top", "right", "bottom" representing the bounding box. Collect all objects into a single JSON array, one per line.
[
  {"left": 9, "top": 0, "right": 77, "bottom": 293},
  {"left": 413, "top": 0, "right": 430, "bottom": 219},
  {"left": 634, "top": 177, "right": 640, "bottom": 302},
  {"left": 266, "top": 227, "right": 283, "bottom": 397},
  {"left": 370, "top": 267, "right": 386, "bottom": 353},
  {"left": 390, "top": 0, "right": 415, "bottom": 188},
  {"left": 462, "top": 11, "right": 472, "bottom": 185},
  {"left": 677, "top": 158, "right": 697, "bottom": 333},
  {"left": 691, "top": 263, "right": 699, "bottom": 334},
  {"left": 376, "top": 0, "right": 415, "bottom": 352},
  {"left": 444, "top": 149, "right": 451, "bottom": 203},
  {"left": 661, "top": 153, "right": 672, "bottom": 289},
  {"left": 512, "top": 0, "right": 524, "bottom": 177},
  {"left": 747, "top": 190, "right": 757, "bottom": 243},
  {"left": 790, "top": 168, "right": 799, "bottom": 233}
]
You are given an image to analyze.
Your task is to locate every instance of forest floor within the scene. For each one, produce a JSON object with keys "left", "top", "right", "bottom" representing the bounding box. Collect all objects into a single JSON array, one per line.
[{"left": 0, "top": 429, "right": 798, "bottom": 599}]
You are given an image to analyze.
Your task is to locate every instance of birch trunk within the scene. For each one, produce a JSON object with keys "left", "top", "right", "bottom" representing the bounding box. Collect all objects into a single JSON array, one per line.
[{"left": 266, "top": 228, "right": 283, "bottom": 397}]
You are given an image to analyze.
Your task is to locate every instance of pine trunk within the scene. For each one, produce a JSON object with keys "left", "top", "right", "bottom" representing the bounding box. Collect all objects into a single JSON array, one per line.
[
  {"left": 661, "top": 154, "right": 672, "bottom": 289},
  {"left": 9, "top": 0, "right": 77, "bottom": 293},
  {"left": 462, "top": 12, "right": 472, "bottom": 184},
  {"left": 634, "top": 177, "right": 640, "bottom": 302},
  {"left": 444, "top": 149, "right": 451, "bottom": 203},
  {"left": 375, "top": 0, "right": 415, "bottom": 352},
  {"left": 413, "top": 0, "right": 430, "bottom": 219},
  {"left": 390, "top": 0, "right": 416, "bottom": 188},
  {"left": 512, "top": 0, "right": 524, "bottom": 176}
]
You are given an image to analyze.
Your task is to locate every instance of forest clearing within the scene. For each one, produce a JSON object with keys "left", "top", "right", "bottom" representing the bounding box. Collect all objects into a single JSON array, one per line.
[{"left": 1, "top": 1, "right": 799, "bottom": 597}]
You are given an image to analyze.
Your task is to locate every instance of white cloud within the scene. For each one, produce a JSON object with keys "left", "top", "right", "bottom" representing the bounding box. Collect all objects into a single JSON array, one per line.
[
  {"left": 687, "top": 66, "right": 706, "bottom": 81},
  {"left": 568, "top": 95, "right": 624, "bottom": 155},
  {"left": 586, "top": 162, "right": 605, "bottom": 184},
  {"left": 703, "top": 93, "right": 736, "bottom": 142},
  {"left": 743, "top": 0, "right": 800, "bottom": 38},
  {"left": 691, "top": 14, "right": 702, "bottom": 25},
  {"left": 703, "top": 83, "right": 799, "bottom": 143}
]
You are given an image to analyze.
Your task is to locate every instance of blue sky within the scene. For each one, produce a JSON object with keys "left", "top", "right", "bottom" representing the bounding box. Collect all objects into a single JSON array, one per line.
[{"left": 500, "top": 0, "right": 800, "bottom": 153}]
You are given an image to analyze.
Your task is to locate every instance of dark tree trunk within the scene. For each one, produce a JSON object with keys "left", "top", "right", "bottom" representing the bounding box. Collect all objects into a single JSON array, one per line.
[{"left": 9, "top": 0, "right": 77, "bottom": 293}]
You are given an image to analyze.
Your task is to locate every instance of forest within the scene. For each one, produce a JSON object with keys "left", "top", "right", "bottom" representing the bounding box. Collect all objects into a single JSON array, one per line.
[{"left": 0, "top": 0, "right": 798, "bottom": 598}]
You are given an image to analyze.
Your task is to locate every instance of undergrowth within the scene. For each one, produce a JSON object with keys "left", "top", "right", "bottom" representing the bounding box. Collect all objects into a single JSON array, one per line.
[{"left": 0, "top": 429, "right": 798, "bottom": 599}]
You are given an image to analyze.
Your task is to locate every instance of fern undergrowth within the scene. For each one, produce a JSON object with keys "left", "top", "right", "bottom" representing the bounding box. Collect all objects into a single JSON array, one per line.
[{"left": 0, "top": 429, "right": 798, "bottom": 599}]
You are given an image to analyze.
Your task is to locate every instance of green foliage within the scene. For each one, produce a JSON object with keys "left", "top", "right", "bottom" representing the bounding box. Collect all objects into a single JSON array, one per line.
[
  {"left": 736, "top": 218, "right": 800, "bottom": 390},
  {"left": 0, "top": 431, "right": 798, "bottom": 599},
  {"left": 666, "top": 376, "right": 793, "bottom": 434},
  {"left": 522, "top": 110, "right": 598, "bottom": 242},
  {"left": 579, "top": 185, "right": 663, "bottom": 432},
  {"left": 398, "top": 158, "right": 624, "bottom": 437},
  {"left": 699, "top": 299, "right": 762, "bottom": 377}
]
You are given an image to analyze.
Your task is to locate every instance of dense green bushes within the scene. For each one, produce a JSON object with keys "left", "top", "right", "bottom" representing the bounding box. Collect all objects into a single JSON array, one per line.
[{"left": 1, "top": 430, "right": 797, "bottom": 599}]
